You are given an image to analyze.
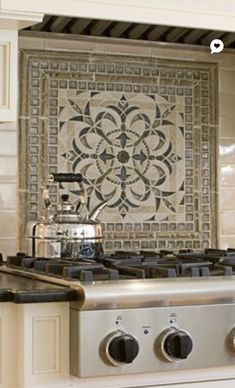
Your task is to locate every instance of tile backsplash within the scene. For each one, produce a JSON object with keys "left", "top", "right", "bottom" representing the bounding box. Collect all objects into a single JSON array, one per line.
[{"left": 18, "top": 44, "right": 218, "bottom": 252}]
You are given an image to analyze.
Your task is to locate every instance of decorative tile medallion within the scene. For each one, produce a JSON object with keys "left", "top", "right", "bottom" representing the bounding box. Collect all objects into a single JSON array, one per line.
[
  {"left": 58, "top": 92, "right": 185, "bottom": 222},
  {"left": 19, "top": 49, "right": 218, "bottom": 251}
]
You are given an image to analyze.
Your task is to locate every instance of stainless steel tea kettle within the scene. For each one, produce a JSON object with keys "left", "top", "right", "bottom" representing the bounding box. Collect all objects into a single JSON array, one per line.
[{"left": 26, "top": 173, "right": 107, "bottom": 260}]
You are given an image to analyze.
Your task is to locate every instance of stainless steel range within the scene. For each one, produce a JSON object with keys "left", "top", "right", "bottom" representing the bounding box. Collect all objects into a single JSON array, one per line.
[{"left": 3, "top": 249, "right": 235, "bottom": 387}]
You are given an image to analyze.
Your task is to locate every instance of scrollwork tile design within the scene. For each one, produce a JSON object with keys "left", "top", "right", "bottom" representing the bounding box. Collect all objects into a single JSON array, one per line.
[
  {"left": 58, "top": 92, "right": 184, "bottom": 222},
  {"left": 19, "top": 50, "right": 218, "bottom": 251}
]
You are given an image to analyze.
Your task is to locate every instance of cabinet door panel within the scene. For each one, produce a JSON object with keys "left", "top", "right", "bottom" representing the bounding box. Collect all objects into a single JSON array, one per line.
[{"left": 0, "top": 30, "right": 17, "bottom": 122}]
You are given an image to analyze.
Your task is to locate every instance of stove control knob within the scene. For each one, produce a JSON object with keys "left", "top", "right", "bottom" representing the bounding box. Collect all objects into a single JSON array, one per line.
[
  {"left": 158, "top": 329, "right": 193, "bottom": 362},
  {"left": 102, "top": 331, "right": 139, "bottom": 366}
]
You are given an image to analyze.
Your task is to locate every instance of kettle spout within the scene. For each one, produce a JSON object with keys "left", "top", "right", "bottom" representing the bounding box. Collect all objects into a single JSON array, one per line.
[{"left": 89, "top": 200, "right": 108, "bottom": 221}]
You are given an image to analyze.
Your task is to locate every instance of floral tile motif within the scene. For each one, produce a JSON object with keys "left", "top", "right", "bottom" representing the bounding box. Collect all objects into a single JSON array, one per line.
[
  {"left": 58, "top": 92, "right": 185, "bottom": 222},
  {"left": 18, "top": 49, "right": 218, "bottom": 251}
]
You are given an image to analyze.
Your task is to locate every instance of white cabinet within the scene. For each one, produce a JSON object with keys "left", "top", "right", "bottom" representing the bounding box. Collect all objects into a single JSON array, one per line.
[
  {"left": 0, "top": 30, "right": 17, "bottom": 122},
  {"left": 16, "top": 302, "right": 70, "bottom": 388},
  {"left": 0, "top": 5, "right": 43, "bottom": 123},
  {"left": 0, "top": 301, "right": 69, "bottom": 388},
  {"left": 0, "top": 303, "right": 17, "bottom": 388}
]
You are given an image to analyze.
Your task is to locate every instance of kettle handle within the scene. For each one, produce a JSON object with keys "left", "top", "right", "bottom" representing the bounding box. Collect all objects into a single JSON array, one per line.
[
  {"left": 47, "top": 173, "right": 85, "bottom": 211},
  {"left": 48, "top": 173, "right": 83, "bottom": 183}
]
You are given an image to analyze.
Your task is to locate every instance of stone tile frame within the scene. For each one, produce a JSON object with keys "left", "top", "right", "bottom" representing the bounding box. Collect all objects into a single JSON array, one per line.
[{"left": 18, "top": 48, "right": 218, "bottom": 252}]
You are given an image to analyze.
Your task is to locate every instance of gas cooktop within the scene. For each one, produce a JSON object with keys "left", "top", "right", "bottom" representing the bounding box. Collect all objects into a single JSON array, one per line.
[
  {"left": 2, "top": 250, "right": 235, "bottom": 381},
  {"left": 3, "top": 248, "right": 235, "bottom": 283}
]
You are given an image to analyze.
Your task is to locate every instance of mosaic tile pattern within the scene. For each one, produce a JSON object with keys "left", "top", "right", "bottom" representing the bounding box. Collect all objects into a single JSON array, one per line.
[{"left": 18, "top": 50, "right": 218, "bottom": 251}]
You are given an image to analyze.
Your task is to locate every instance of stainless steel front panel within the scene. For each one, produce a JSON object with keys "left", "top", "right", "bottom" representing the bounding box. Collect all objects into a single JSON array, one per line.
[
  {"left": 70, "top": 304, "right": 235, "bottom": 377},
  {"left": 70, "top": 276, "right": 235, "bottom": 310}
]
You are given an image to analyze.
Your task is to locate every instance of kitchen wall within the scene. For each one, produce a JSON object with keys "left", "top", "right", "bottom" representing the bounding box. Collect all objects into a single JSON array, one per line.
[
  {"left": 4, "top": 34, "right": 235, "bottom": 255},
  {"left": 0, "top": 122, "right": 17, "bottom": 257},
  {"left": 17, "top": 35, "right": 218, "bottom": 252},
  {"left": 219, "top": 65, "right": 235, "bottom": 248}
]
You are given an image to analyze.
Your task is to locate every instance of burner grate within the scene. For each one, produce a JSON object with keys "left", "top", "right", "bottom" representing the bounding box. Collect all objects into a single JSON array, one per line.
[{"left": 4, "top": 248, "right": 235, "bottom": 282}]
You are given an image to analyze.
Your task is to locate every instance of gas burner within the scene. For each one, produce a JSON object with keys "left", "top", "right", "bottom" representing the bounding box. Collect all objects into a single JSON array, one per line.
[
  {"left": 3, "top": 248, "right": 235, "bottom": 283},
  {"left": 6, "top": 255, "right": 119, "bottom": 282},
  {"left": 101, "top": 249, "right": 235, "bottom": 278}
]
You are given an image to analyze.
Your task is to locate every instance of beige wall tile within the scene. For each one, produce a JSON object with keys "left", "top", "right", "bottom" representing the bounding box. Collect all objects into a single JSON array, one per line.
[
  {"left": 219, "top": 116, "right": 235, "bottom": 138},
  {"left": 220, "top": 164, "right": 235, "bottom": 187},
  {"left": 0, "top": 157, "right": 17, "bottom": 180},
  {"left": 0, "top": 132, "right": 17, "bottom": 156},
  {"left": 220, "top": 236, "right": 235, "bottom": 249},
  {"left": 0, "top": 123, "right": 16, "bottom": 131},
  {"left": 18, "top": 36, "right": 44, "bottom": 50},
  {"left": 0, "top": 183, "right": 16, "bottom": 210},
  {"left": 219, "top": 53, "right": 235, "bottom": 69},
  {"left": 0, "top": 238, "right": 17, "bottom": 259},
  {"left": 219, "top": 139, "right": 235, "bottom": 162},
  {"left": 219, "top": 92, "right": 235, "bottom": 117},
  {"left": 44, "top": 38, "right": 94, "bottom": 52},
  {"left": 219, "top": 69, "right": 235, "bottom": 93},
  {"left": 220, "top": 189, "right": 235, "bottom": 211},
  {"left": 221, "top": 212, "right": 235, "bottom": 235},
  {"left": 106, "top": 42, "right": 152, "bottom": 56},
  {"left": 0, "top": 212, "right": 17, "bottom": 237}
]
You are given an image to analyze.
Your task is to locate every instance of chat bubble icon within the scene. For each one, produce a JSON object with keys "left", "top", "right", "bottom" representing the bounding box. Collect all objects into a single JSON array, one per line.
[{"left": 210, "top": 39, "right": 224, "bottom": 54}]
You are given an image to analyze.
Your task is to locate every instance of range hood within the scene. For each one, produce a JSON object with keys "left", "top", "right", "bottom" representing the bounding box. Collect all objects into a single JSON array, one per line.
[{"left": 20, "top": 15, "right": 235, "bottom": 49}]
